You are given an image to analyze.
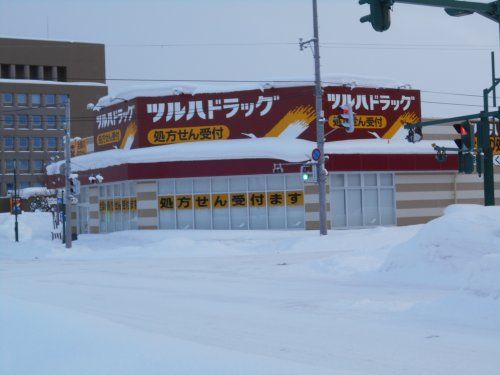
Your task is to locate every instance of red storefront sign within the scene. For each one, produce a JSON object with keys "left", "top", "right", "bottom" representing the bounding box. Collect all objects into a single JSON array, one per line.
[{"left": 94, "top": 85, "right": 421, "bottom": 152}]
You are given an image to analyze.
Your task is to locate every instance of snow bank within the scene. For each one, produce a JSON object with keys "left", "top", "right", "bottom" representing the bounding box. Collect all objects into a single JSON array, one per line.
[
  {"left": 46, "top": 137, "right": 447, "bottom": 175},
  {"left": 381, "top": 205, "right": 500, "bottom": 298},
  {"left": 96, "top": 73, "right": 407, "bottom": 108}
]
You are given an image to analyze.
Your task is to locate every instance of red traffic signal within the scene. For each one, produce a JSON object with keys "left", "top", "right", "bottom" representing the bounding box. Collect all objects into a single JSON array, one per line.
[{"left": 453, "top": 122, "right": 473, "bottom": 151}]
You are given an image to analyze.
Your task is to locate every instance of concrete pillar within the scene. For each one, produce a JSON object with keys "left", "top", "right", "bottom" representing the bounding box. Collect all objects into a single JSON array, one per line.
[
  {"left": 136, "top": 181, "right": 158, "bottom": 230},
  {"left": 37, "top": 66, "right": 44, "bottom": 80},
  {"left": 304, "top": 180, "right": 331, "bottom": 230},
  {"left": 9, "top": 64, "right": 15, "bottom": 79},
  {"left": 51, "top": 66, "right": 58, "bottom": 81},
  {"left": 24, "top": 65, "right": 30, "bottom": 79},
  {"left": 88, "top": 185, "right": 100, "bottom": 233}
]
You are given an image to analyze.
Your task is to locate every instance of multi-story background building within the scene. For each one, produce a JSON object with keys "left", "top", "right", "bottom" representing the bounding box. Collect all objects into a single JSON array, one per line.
[{"left": 0, "top": 37, "right": 108, "bottom": 196}]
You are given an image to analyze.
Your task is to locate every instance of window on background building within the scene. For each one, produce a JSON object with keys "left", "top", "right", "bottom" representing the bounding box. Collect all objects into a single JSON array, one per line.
[
  {"left": 20, "top": 182, "right": 30, "bottom": 189},
  {"left": 1, "top": 64, "right": 9, "bottom": 78},
  {"left": 18, "top": 160, "right": 29, "bottom": 172},
  {"left": 45, "top": 94, "right": 56, "bottom": 107},
  {"left": 18, "top": 115, "right": 28, "bottom": 128},
  {"left": 33, "top": 159, "right": 43, "bottom": 172},
  {"left": 16, "top": 93, "right": 27, "bottom": 106},
  {"left": 47, "top": 137, "right": 57, "bottom": 150},
  {"left": 57, "top": 67, "right": 67, "bottom": 82},
  {"left": 32, "top": 115, "right": 42, "bottom": 129},
  {"left": 46, "top": 115, "right": 56, "bottom": 129},
  {"left": 4, "top": 137, "right": 14, "bottom": 151},
  {"left": 3, "top": 114, "right": 14, "bottom": 128},
  {"left": 18, "top": 137, "right": 29, "bottom": 151},
  {"left": 59, "top": 115, "right": 66, "bottom": 128},
  {"left": 29, "top": 66, "right": 39, "bottom": 80},
  {"left": 5, "top": 160, "right": 14, "bottom": 172},
  {"left": 32, "top": 182, "right": 43, "bottom": 187},
  {"left": 15, "top": 65, "right": 25, "bottom": 79},
  {"left": 31, "top": 93, "right": 41, "bottom": 106},
  {"left": 33, "top": 137, "right": 42, "bottom": 150},
  {"left": 58, "top": 94, "right": 68, "bottom": 106},
  {"left": 2, "top": 93, "right": 13, "bottom": 106},
  {"left": 6, "top": 183, "right": 14, "bottom": 193}
]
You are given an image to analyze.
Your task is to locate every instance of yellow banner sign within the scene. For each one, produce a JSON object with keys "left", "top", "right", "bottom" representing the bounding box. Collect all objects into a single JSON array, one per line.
[
  {"left": 249, "top": 192, "right": 266, "bottom": 207},
  {"left": 157, "top": 191, "right": 305, "bottom": 210},
  {"left": 130, "top": 198, "right": 137, "bottom": 211},
  {"left": 106, "top": 200, "right": 114, "bottom": 212},
  {"left": 97, "top": 129, "right": 122, "bottom": 146},
  {"left": 212, "top": 194, "right": 229, "bottom": 209},
  {"left": 230, "top": 193, "right": 247, "bottom": 207},
  {"left": 176, "top": 195, "right": 193, "bottom": 210},
  {"left": 491, "top": 136, "right": 500, "bottom": 155},
  {"left": 267, "top": 192, "right": 285, "bottom": 207},
  {"left": 328, "top": 115, "right": 387, "bottom": 129},
  {"left": 114, "top": 199, "right": 122, "bottom": 211},
  {"left": 122, "top": 198, "right": 130, "bottom": 210},
  {"left": 194, "top": 194, "right": 211, "bottom": 209},
  {"left": 71, "top": 138, "right": 88, "bottom": 156},
  {"left": 147, "top": 125, "right": 230, "bottom": 145},
  {"left": 159, "top": 196, "right": 175, "bottom": 210},
  {"left": 286, "top": 191, "right": 304, "bottom": 206}
]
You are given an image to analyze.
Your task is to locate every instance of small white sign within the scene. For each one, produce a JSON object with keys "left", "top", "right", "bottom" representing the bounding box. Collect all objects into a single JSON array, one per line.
[
  {"left": 70, "top": 197, "right": 78, "bottom": 205},
  {"left": 47, "top": 198, "right": 58, "bottom": 205},
  {"left": 494, "top": 155, "right": 500, "bottom": 166}
]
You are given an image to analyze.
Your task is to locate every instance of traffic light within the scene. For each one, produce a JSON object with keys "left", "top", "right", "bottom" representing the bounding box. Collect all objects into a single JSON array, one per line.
[
  {"left": 359, "top": 0, "right": 393, "bottom": 32},
  {"left": 69, "top": 175, "right": 80, "bottom": 195},
  {"left": 339, "top": 103, "right": 355, "bottom": 133},
  {"left": 300, "top": 163, "right": 317, "bottom": 183},
  {"left": 406, "top": 126, "right": 423, "bottom": 143},
  {"left": 453, "top": 121, "right": 473, "bottom": 151}
]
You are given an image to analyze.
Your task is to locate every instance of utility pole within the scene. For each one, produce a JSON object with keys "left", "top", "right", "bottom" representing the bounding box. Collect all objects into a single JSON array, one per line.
[
  {"left": 13, "top": 158, "right": 19, "bottom": 242},
  {"left": 64, "top": 98, "right": 72, "bottom": 248},
  {"left": 312, "top": 0, "right": 328, "bottom": 235}
]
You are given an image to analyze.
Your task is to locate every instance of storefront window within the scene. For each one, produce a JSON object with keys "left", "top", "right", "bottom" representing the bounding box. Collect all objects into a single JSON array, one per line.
[{"left": 331, "top": 173, "right": 396, "bottom": 228}]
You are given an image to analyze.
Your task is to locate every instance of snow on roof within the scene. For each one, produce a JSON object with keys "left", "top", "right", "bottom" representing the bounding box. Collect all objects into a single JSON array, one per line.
[
  {"left": 0, "top": 79, "right": 106, "bottom": 87},
  {"left": 95, "top": 73, "right": 411, "bottom": 108},
  {"left": 46, "top": 138, "right": 450, "bottom": 176},
  {"left": 18, "top": 187, "right": 55, "bottom": 199}
]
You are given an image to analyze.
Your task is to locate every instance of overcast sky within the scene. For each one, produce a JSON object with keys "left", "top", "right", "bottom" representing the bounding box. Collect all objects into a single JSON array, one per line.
[{"left": 1, "top": 0, "right": 498, "bottom": 118}]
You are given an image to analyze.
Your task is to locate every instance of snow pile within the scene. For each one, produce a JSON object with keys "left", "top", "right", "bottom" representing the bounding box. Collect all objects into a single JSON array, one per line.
[
  {"left": 96, "top": 73, "right": 407, "bottom": 108},
  {"left": 0, "top": 212, "right": 58, "bottom": 259},
  {"left": 46, "top": 137, "right": 447, "bottom": 175},
  {"left": 381, "top": 205, "right": 500, "bottom": 298}
]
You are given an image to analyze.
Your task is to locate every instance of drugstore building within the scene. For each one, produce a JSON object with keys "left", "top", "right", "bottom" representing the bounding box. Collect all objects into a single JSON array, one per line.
[{"left": 47, "top": 77, "right": 500, "bottom": 234}]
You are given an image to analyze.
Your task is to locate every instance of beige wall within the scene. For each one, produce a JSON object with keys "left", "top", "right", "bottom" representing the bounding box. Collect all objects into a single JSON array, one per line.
[{"left": 395, "top": 168, "right": 500, "bottom": 225}]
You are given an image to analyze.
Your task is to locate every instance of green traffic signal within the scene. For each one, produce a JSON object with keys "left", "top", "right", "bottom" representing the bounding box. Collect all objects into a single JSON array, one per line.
[{"left": 359, "top": 0, "right": 393, "bottom": 32}]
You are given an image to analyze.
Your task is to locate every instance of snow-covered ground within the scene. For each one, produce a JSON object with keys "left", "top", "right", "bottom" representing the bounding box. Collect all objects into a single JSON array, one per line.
[{"left": 1, "top": 205, "right": 499, "bottom": 374}]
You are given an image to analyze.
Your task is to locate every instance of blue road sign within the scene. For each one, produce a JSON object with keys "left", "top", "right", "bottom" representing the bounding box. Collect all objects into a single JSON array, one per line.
[{"left": 311, "top": 148, "right": 321, "bottom": 161}]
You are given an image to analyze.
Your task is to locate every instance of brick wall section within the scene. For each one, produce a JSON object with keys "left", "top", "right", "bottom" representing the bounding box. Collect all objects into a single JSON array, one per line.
[
  {"left": 88, "top": 185, "right": 100, "bottom": 233},
  {"left": 304, "top": 181, "right": 331, "bottom": 230},
  {"left": 395, "top": 167, "right": 500, "bottom": 225},
  {"left": 136, "top": 181, "right": 158, "bottom": 230}
]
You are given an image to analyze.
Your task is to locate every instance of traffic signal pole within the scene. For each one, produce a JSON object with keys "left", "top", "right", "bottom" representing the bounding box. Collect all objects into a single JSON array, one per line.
[
  {"left": 312, "top": 0, "right": 328, "bottom": 235},
  {"left": 13, "top": 159, "right": 19, "bottom": 242},
  {"left": 481, "top": 89, "right": 495, "bottom": 206},
  {"left": 64, "top": 98, "right": 72, "bottom": 248}
]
